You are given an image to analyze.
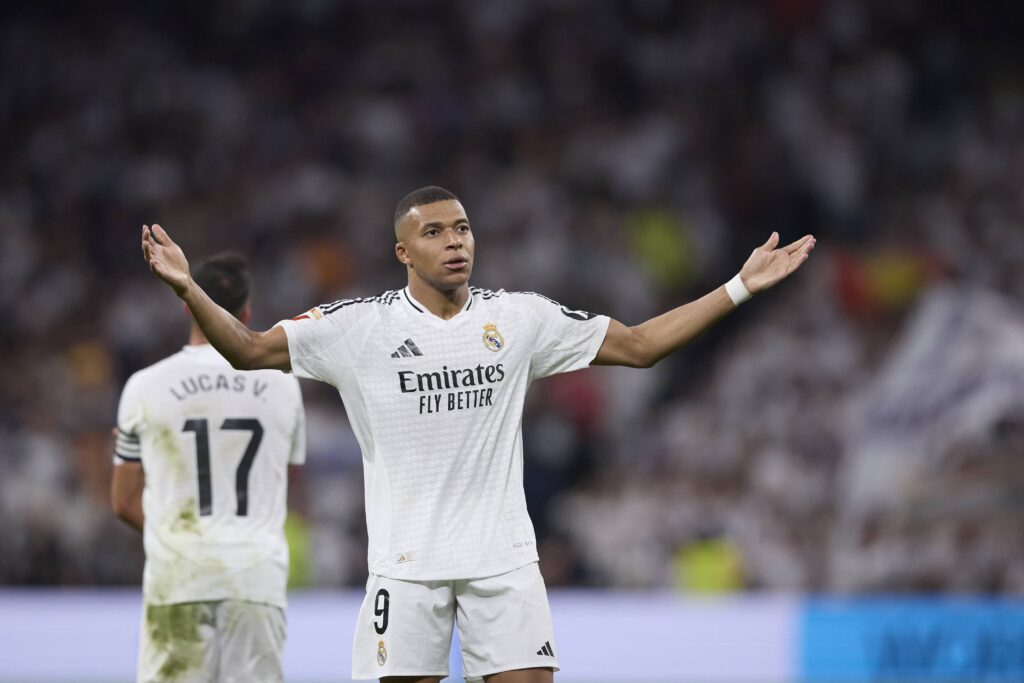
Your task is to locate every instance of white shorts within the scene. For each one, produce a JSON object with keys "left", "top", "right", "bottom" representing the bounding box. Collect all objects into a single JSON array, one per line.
[
  {"left": 137, "top": 600, "right": 286, "bottom": 683},
  {"left": 352, "top": 562, "right": 559, "bottom": 680}
]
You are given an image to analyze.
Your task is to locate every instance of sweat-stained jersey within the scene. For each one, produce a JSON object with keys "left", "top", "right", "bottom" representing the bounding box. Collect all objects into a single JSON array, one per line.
[
  {"left": 276, "top": 286, "right": 609, "bottom": 580},
  {"left": 114, "top": 344, "right": 306, "bottom": 608}
]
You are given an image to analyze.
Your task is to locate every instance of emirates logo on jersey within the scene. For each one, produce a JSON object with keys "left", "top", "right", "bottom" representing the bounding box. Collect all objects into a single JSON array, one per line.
[{"left": 482, "top": 323, "right": 504, "bottom": 352}]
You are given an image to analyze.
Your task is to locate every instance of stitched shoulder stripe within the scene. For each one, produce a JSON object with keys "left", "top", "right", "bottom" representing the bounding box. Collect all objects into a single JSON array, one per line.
[
  {"left": 515, "top": 291, "right": 598, "bottom": 320},
  {"left": 519, "top": 291, "right": 560, "bottom": 306},
  {"left": 319, "top": 290, "right": 400, "bottom": 315},
  {"left": 469, "top": 286, "right": 506, "bottom": 300}
]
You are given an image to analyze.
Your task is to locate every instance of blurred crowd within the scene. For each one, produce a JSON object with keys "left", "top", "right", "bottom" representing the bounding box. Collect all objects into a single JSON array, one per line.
[{"left": 1, "top": 0, "right": 1022, "bottom": 592}]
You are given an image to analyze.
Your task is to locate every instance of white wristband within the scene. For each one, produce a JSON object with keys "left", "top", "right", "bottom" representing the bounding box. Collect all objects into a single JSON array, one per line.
[{"left": 725, "top": 274, "right": 751, "bottom": 306}]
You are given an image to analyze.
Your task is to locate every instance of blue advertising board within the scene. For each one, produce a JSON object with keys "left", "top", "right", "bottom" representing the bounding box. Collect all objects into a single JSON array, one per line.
[{"left": 800, "top": 598, "right": 1024, "bottom": 682}]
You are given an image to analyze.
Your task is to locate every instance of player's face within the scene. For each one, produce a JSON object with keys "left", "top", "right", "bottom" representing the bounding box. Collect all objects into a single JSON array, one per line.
[{"left": 396, "top": 200, "right": 475, "bottom": 291}]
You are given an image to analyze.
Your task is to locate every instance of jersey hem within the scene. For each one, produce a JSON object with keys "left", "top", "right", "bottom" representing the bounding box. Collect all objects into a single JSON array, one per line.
[
  {"left": 144, "top": 589, "right": 288, "bottom": 610},
  {"left": 370, "top": 556, "right": 539, "bottom": 583},
  {"left": 142, "top": 595, "right": 287, "bottom": 609}
]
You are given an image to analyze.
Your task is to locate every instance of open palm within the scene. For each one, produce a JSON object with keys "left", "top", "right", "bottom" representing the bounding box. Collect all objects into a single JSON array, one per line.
[
  {"left": 141, "top": 224, "right": 191, "bottom": 297},
  {"left": 739, "top": 232, "right": 816, "bottom": 294}
]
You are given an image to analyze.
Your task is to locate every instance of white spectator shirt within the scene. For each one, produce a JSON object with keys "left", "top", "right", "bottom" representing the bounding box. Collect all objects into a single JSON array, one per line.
[
  {"left": 114, "top": 344, "right": 305, "bottom": 608},
  {"left": 276, "top": 286, "right": 609, "bottom": 580}
]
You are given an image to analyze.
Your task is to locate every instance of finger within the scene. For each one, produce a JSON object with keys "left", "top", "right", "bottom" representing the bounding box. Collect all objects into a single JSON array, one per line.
[
  {"left": 783, "top": 234, "right": 814, "bottom": 255},
  {"left": 152, "top": 224, "right": 171, "bottom": 245},
  {"left": 784, "top": 258, "right": 800, "bottom": 276},
  {"left": 787, "top": 250, "right": 811, "bottom": 274},
  {"left": 762, "top": 231, "right": 779, "bottom": 251}
]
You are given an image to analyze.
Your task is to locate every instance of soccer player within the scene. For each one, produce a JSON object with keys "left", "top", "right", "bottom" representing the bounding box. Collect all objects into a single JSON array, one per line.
[
  {"left": 111, "top": 252, "right": 306, "bottom": 683},
  {"left": 140, "top": 186, "right": 814, "bottom": 683}
]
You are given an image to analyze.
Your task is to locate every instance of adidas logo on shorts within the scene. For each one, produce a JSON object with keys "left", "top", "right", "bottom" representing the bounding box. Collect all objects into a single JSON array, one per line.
[
  {"left": 390, "top": 338, "right": 423, "bottom": 358},
  {"left": 536, "top": 640, "right": 555, "bottom": 657}
]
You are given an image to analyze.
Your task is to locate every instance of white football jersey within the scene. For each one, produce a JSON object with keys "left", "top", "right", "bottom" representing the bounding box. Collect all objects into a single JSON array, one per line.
[
  {"left": 114, "top": 344, "right": 306, "bottom": 608},
  {"left": 277, "top": 286, "right": 609, "bottom": 580}
]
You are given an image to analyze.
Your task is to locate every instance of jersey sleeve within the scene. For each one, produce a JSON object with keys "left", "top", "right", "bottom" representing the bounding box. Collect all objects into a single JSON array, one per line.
[
  {"left": 287, "top": 377, "right": 307, "bottom": 466},
  {"left": 274, "top": 301, "right": 377, "bottom": 386},
  {"left": 113, "top": 374, "right": 144, "bottom": 464},
  {"left": 517, "top": 293, "right": 611, "bottom": 381}
]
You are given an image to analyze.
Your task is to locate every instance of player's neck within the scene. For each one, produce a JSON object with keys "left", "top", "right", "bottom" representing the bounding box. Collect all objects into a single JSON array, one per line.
[
  {"left": 407, "top": 279, "right": 469, "bottom": 320},
  {"left": 188, "top": 325, "right": 209, "bottom": 346}
]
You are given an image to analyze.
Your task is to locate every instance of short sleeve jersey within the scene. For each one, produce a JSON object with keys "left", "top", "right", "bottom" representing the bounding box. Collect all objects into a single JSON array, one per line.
[
  {"left": 276, "top": 286, "right": 609, "bottom": 580},
  {"left": 114, "top": 344, "right": 306, "bottom": 608}
]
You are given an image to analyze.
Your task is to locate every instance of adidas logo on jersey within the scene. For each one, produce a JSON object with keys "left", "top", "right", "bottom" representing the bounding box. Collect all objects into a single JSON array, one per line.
[
  {"left": 536, "top": 641, "right": 555, "bottom": 657},
  {"left": 390, "top": 339, "right": 423, "bottom": 358}
]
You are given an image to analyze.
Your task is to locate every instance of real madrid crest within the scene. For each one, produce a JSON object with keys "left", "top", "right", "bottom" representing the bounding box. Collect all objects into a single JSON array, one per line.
[
  {"left": 377, "top": 640, "right": 387, "bottom": 666},
  {"left": 482, "top": 323, "right": 504, "bottom": 352}
]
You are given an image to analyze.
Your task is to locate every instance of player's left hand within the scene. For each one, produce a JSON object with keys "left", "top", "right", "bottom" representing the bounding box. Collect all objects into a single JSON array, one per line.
[
  {"left": 142, "top": 224, "right": 191, "bottom": 298},
  {"left": 738, "top": 232, "right": 816, "bottom": 294}
]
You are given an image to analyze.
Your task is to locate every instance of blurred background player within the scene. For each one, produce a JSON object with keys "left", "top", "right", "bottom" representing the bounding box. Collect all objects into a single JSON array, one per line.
[
  {"left": 139, "top": 185, "right": 812, "bottom": 682},
  {"left": 111, "top": 252, "right": 306, "bottom": 683}
]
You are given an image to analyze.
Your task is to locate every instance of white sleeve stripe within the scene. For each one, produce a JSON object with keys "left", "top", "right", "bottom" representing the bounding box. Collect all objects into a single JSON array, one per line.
[
  {"left": 116, "top": 429, "right": 140, "bottom": 450},
  {"left": 115, "top": 438, "right": 141, "bottom": 455},
  {"left": 113, "top": 452, "right": 141, "bottom": 462}
]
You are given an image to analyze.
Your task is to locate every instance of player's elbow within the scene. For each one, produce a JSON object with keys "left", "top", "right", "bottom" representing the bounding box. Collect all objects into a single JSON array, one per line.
[
  {"left": 229, "top": 331, "right": 284, "bottom": 371},
  {"left": 601, "top": 327, "right": 657, "bottom": 368},
  {"left": 110, "top": 492, "right": 133, "bottom": 521},
  {"left": 627, "top": 329, "right": 659, "bottom": 368},
  {"left": 627, "top": 352, "right": 657, "bottom": 369},
  {"left": 228, "top": 343, "right": 264, "bottom": 371},
  {"left": 227, "top": 353, "right": 255, "bottom": 371},
  {"left": 634, "top": 354, "right": 658, "bottom": 369}
]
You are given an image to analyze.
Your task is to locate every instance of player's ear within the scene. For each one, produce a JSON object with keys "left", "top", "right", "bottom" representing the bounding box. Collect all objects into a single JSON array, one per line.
[
  {"left": 395, "top": 242, "right": 411, "bottom": 266},
  {"left": 238, "top": 303, "right": 252, "bottom": 325},
  {"left": 183, "top": 302, "right": 194, "bottom": 320}
]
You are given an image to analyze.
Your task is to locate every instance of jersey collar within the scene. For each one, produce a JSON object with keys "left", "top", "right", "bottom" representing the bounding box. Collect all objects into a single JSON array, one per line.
[
  {"left": 181, "top": 343, "right": 227, "bottom": 361},
  {"left": 403, "top": 286, "right": 474, "bottom": 321}
]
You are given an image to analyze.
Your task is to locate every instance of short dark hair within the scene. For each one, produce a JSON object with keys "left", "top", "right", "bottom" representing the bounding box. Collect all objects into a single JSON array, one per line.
[
  {"left": 393, "top": 186, "right": 460, "bottom": 228},
  {"left": 192, "top": 252, "right": 251, "bottom": 318}
]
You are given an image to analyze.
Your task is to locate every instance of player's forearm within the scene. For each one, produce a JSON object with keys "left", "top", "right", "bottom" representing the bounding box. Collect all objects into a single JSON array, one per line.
[
  {"left": 111, "top": 463, "right": 145, "bottom": 532},
  {"left": 114, "top": 500, "right": 144, "bottom": 533},
  {"left": 180, "top": 278, "right": 262, "bottom": 369},
  {"left": 111, "top": 484, "right": 144, "bottom": 533},
  {"left": 632, "top": 286, "right": 735, "bottom": 366}
]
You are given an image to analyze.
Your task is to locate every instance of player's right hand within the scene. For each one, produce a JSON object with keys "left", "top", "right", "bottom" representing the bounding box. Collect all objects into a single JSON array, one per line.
[{"left": 142, "top": 224, "right": 191, "bottom": 298}]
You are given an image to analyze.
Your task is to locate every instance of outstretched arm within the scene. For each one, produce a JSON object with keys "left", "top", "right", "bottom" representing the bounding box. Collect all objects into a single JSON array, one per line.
[
  {"left": 141, "top": 224, "right": 291, "bottom": 371},
  {"left": 594, "top": 232, "right": 815, "bottom": 368}
]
